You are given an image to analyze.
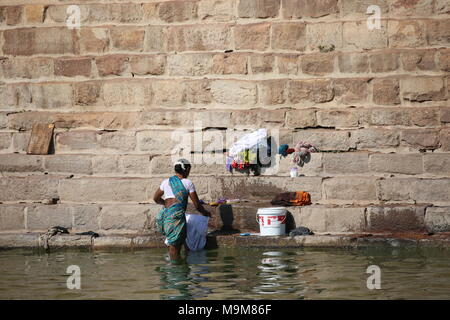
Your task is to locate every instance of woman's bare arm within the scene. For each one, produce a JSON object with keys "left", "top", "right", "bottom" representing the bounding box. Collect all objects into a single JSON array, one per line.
[
  {"left": 153, "top": 189, "right": 165, "bottom": 206},
  {"left": 189, "top": 191, "right": 211, "bottom": 217}
]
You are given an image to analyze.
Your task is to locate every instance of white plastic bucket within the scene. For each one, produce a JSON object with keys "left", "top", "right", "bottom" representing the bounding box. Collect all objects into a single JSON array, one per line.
[{"left": 256, "top": 207, "right": 287, "bottom": 236}]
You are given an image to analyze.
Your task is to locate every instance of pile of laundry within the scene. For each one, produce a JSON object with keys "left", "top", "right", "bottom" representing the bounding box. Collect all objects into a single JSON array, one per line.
[
  {"left": 200, "top": 198, "right": 241, "bottom": 207},
  {"left": 226, "top": 128, "right": 318, "bottom": 175},
  {"left": 279, "top": 141, "right": 317, "bottom": 167},
  {"left": 270, "top": 191, "right": 311, "bottom": 206},
  {"left": 226, "top": 128, "right": 271, "bottom": 176}
]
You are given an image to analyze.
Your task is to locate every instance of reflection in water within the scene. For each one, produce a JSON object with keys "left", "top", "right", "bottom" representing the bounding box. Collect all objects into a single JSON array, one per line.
[
  {"left": 157, "top": 250, "right": 211, "bottom": 300},
  {"left": 157, "top": 261, "right": 191, "bottom": 300},
  {"left": 254, "top": 251, "right": 298, "bottom": 296},
  {"left": 1, "top": 247, "right": 450, "bottom": 299}
]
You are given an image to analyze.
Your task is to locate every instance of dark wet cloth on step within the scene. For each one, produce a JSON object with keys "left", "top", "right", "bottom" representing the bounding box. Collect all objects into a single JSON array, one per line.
[
  {"left": 289, "top": 227, "right": 314, "bottom": 237},
  {"left": 270, "top": 191, "right": 311, "bottom": 206}
]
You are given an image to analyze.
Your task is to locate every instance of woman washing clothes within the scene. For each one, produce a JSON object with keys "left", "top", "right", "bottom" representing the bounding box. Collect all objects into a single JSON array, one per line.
[{"left": 153, "top": 159, "right": 210, "bottom": 261}]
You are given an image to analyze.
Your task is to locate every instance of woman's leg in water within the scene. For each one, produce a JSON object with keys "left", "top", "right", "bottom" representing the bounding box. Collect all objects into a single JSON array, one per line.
[{"left": 168, "top": 244, "right": 182, "bottom": 261}]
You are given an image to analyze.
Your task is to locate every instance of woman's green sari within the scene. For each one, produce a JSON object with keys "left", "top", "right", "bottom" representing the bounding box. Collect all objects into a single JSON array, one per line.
[{"left": 156, "top": 176, "right": 188, "bottom": 246}]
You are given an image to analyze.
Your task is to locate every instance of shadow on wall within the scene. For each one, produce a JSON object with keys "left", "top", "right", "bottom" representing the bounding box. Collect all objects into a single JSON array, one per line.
[
  {"left": 208, "top": 204, "right": 297, "bottom": 234},
  {"left": 205, "top": 205, "right": 299, "bottom": 249},
  {"left": 216, "top": 178, "right": 287, "bottom": 200}
]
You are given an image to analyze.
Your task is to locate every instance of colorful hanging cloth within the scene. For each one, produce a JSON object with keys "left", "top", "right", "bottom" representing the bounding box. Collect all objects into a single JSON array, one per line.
[{"left": 292, "top": 141, "right": 317, "bottom": 167}]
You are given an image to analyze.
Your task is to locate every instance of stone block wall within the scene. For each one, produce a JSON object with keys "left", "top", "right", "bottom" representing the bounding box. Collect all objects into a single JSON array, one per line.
[{"left": 0, "top": 0, "right": 449, "bottom": 234}]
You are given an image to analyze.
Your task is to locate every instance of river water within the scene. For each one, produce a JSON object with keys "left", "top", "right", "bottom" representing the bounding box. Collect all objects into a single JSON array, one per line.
[{"left": 0, "top": 247, "right": 449, "bottom": 299}]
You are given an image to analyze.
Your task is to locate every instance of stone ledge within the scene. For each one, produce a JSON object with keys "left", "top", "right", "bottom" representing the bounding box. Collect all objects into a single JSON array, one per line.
[
  {"left": 209, "top": 203, "right": 437, "bottom": 233},
  {"left": 1, "top": 202, "right": 446, "bottom": 234},
  {"left": 1, "top": 232, "right": 450, "bottom": 250}
]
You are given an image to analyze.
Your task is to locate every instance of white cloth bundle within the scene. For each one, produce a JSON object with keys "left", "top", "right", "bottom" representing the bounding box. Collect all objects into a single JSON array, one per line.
[
  {"left": 185, "top": 213, "right": 210, "bottom": 251},
  {"left": 228, "top": 128, "right": 267, "bottom": 157}
]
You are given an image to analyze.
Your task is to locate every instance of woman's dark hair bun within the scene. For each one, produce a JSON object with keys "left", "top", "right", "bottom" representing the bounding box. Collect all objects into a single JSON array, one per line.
[{"left": 174, "top": 159, "right": 191, "bottom": 175}]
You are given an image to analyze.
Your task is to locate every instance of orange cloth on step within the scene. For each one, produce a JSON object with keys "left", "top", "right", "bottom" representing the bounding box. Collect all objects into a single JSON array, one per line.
[
  {"left": 290, "top": 191, "right": 311, "bottom": 206},
  {"left": 270, "top": 191, "right": 311, "bottom": 206}
]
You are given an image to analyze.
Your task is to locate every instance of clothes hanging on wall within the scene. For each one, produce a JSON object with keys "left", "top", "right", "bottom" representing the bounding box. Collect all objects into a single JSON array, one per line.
[
  {"left": 226, "top": 129, "right": 273, "bottom": 176},
  {"left": 292, "top": 141, "right": 317, "bottom": 167},
  {"left": 278, "top": 144, "right": 295, "bottom": 157},
  {"left": 228, "top": 128, "right": 267, "bottom": 158}
]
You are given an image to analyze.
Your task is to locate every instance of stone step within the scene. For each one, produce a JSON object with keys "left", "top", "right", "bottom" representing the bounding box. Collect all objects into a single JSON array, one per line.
[
  {"left": 2, "top": 174, "right": 449, "bottom": 206},
  {"left": 290, "top": 204, "right": 430, "bottom": 233},
  {"left": 205, "top": 202, "right": 272, "bottom": 232},
  {"left": 2, "top": 152, "right": 450, "bottom": 178},
  {"left": 1, "top": 202, "right": 449, "bottom": 235},
  {"left": 202, "top": 203, "right": 449, "bottom": 234},
  {"left": 1, "top": 233, "right": 450, "bottom": 250}
]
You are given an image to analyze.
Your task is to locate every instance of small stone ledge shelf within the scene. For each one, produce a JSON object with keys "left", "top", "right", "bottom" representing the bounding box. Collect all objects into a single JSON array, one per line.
[{"left": 1, "top": 232, "right": 450, "bottom": 250}]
